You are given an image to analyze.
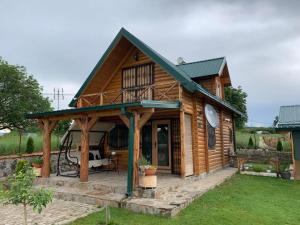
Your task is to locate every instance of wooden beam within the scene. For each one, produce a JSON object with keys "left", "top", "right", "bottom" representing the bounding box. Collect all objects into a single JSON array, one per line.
[
  {"left": 180, "top": 109, "right": 186, "bottom": 177},
  {"left": 133, "top": 112, "right": 140, "bottom": 187},
  {"left": 40, "top": 119, "right": 57, "bottom": 178},
  {"left": 138, "top": 111, "right": 153, "bottom": 129},
  {"left": 220, "top": 110, "right": 225, "bottom": 168},
  {"left": 192, "top": 95, "right": 199, "bottom": 175},
  {"left": 119, "top": 114, "right": 130, "bottom": 128},
  {"left": 202, "top": 101, "right": 209, "bottom": 173}
]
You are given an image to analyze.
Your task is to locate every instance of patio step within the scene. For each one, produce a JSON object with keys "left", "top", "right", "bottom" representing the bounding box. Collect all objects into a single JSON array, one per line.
[
  {"left": 36, "top": 185, "right": 127, "bottom": 208},
  {"left": 36, "top": 177, "right": 127, "bottom": 194}
]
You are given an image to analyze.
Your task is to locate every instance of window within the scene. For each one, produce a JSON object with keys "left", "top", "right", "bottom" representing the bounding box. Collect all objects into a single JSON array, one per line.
[
  {"left": 122, "top": 63, "right": 154, "bottom": 102},
  {"left": 207, "top": 123, "right": 216, "bottom": 149},
  {"left": 108, "top": 125, "right": 128, "bottom": 150},
  {"left": 229, "top": 128, "right": 233, "bottom": 143}
]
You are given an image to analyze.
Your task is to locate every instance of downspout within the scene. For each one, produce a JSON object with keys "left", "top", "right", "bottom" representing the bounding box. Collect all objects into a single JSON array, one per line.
[
  {"left": 121, "top": 107, "right": 135, "bottom": 196},
  {"left": 232, "top": 114, "right": 237, "bottom": 153}
]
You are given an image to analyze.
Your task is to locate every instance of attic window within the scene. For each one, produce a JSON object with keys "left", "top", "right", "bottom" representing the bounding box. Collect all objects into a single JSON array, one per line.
[{"left": 122, "top": 63, "right": 154, "bottom": 102}]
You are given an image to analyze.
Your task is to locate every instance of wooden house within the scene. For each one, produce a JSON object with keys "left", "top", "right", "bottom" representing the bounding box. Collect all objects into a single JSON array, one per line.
[
  {"left": 276, "top": 105, "right": 300, "bottom": 179},
  {"left": 27, "top": 28, "right": 242, "bottom": 195}
]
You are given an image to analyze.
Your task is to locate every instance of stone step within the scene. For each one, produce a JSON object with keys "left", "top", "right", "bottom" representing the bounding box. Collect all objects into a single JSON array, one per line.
[
  {"left": 36, "top": 177, "right": 127, "bottom": 194},
  {"left": 36, "top": 185, "right": 127, "bottom": 208}
]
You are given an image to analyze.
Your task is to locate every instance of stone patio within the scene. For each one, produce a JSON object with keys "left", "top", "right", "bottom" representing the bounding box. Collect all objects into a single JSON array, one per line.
[
  {"left": 0, "top": 199, "right": 99, "bottom": 225},
  {"left": 35, "top": 167, "right": 237, "bottom": 217}
]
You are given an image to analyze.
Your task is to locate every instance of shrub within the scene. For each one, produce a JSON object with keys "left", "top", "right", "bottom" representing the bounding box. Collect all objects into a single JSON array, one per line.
[
  {"left": 276, "top": 140, "right": 283, "bottom": 152},
  {"left": 15, "top": 160, "right": 29, "bottom": 174},
  {"left": 253, "top": 165, "right": 264, "bottom": 172},
  {"left": 248, "top": 136, "right": 254, "bottom": 148},
  {"left": 26, "top": 137, "right": 34, "bottom": 154}
]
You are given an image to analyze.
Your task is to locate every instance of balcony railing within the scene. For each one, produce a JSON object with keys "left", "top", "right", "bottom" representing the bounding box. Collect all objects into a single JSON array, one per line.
[{"left": 78, "top": 81, "right": 180, "bottom": 107}]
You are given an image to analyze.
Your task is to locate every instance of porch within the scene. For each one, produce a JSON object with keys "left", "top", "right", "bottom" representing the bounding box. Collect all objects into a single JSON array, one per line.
[{"left": 36, "top": 167, "right": 237, "bottom": 217}]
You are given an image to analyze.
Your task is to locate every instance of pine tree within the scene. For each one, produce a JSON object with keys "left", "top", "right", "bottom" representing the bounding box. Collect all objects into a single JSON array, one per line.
[
  {"left": 248, "top": 136, "right": 254, "bottom": 148},
  {"left": 26, "top": 137, "right": 34, "bottom": 154}
]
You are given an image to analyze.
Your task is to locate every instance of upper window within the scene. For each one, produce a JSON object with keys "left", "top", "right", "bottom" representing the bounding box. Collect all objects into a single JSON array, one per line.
[
  {"left": 207, "top": 123, "right": 216, "bottom": 149},
  {"left": 122, "top": 63, "right": 154, "bottom": 102}
]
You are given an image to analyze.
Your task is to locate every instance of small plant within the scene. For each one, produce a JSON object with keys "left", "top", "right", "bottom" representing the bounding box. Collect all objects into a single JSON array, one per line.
[
  {"left": 26, "top": 136, "right": 34, "bottom": 154},
  {"left": 138, "top": 156, "right": 157, "bottom": 176},
  {"left": 248, "top": 136, "right": 254, "bottom": 148},
  {"left": 0, "top": 160, "right": 53, "bottom": 225},
  {"left": 276, "top": 140, "right": 283, "bottom": 152},
  {"left": 138, "top": 156, "right": 149, "bottom": 167},
  {"left": 31, "top": 157, "right": 43, "bottom": 168},
  {"left": 252, "top": 165, "right": 264, "bottom": 172}
]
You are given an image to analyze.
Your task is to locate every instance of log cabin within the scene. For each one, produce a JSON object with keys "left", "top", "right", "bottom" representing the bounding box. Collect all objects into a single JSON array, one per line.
[{"left": 26, "top": 28, "right": 242, "bottom": 195}]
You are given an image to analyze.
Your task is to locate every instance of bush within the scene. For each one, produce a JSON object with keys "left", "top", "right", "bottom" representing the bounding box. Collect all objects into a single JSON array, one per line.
[
  {"left": 248, "top": 136, "right": 254, "bottom": 148},
  {"left": 26, "top": 136, "right": 34, "bottom": 154},
  {"left": 277, "top": 140, "right": 283, "bottom": 152},
  {"left": 15, "top": 160, "right": 29, "bottom": 174},
  {"left": 253, "top": 165, "right": 264, "bottom": 172}
]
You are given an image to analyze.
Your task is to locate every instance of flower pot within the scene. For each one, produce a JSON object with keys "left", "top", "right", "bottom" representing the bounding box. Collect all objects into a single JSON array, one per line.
[
  {"left": 280, "top": 171, "right": 291, "bottom": 180},
  {"left": 33, "top": 167, "right": 42, "bottom": 177},
  {"left": 32, "top": 163, "right": 43, "bottom": 168},
  {"left": 145, "top": 168, "right": 157, "bottom": 176}
]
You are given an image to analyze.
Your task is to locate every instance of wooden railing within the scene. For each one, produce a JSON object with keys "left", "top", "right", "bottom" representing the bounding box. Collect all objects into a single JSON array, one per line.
[{"left": 78, "top": 81, "right": 180, "bottom": 107}]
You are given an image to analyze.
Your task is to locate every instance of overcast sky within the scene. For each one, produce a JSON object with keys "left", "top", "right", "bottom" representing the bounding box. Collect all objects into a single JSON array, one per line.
[{"left": 1, "top": 0, "right": 300, "bottom": 127}]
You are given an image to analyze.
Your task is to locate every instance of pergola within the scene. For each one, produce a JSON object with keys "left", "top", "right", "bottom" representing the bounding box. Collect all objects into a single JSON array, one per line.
[{"left": 26, "top": 100, "right": 180, "bottom": 195}]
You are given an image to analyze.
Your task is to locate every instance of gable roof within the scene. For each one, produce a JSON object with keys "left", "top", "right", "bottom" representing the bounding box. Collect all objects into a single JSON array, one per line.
[
  {"left": 69, "top": 28, "right": 242, "bottom": 116},
  {"left": 277, "top": 105, "right": 300, "bottom": 129},
  {"left": 176, "top": 57, "right": 226, "bottom": 78}
]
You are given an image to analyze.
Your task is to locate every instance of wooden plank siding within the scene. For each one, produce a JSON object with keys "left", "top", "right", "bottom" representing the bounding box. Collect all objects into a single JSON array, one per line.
[{"left": 78, "top": 48, "right": 180, "bottom": 107}]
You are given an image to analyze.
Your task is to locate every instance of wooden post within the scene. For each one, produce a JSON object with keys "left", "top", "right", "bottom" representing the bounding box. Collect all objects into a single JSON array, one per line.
[
  {"left": 220, "top": 110, "right": 225, "bottom": 168},
  {"left": 133, "top": 112, "right": 140, "bottom": 187},
  {"left": 39, "top": 119, "right": 57, "bottom": 178},
  {"left": 180, "top": 110, "right": 186, "bottom": 178},
  {"left": 99, "top": 93, "right": 103, "bottom": 106},
  {"left": 76, "top": 116, "right": 98, "bottom": 182},
  {"left": 202, "top": 101, "right": 209, "bottom": 173},
  {"left": 192, "top": 95, "right": 199, "bottom": 175}
]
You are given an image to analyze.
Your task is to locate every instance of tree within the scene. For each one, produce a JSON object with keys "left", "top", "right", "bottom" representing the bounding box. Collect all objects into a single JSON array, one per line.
[
  {"left": 277, "top": 140, "right": 283, "bottom": 152},
  {"left": 0, "top": 58, "right": 52, "bottom": 152},
  {"left": 0, "top": 160, "right": 53, "bottom": 225},
  {"left": 224, "top": 86, "right": 248, "bottom": 128},
  {"left": 26, "top": 137, "right": 34, "bottom": 154},
  {"left": 248, "top": 136, "right": 254, "bottom": 148}
]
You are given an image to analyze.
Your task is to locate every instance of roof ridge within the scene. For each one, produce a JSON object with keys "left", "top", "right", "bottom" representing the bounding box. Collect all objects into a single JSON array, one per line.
[
  {"left": 176, "top": 57, "right": 225, "bottom": 66},
  {"left": 280, "top": 105, "right": 300, "bottom": 108}
]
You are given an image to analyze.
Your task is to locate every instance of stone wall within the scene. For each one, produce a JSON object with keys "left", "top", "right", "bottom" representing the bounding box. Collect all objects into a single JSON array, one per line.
[{"left": 0, "top": 152, "right": 60, "bottom": 178}]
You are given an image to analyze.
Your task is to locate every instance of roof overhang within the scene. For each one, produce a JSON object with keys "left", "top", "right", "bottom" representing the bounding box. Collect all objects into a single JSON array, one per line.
[{"left": 26, "top": 100, "right": 181, "bottom": 120}]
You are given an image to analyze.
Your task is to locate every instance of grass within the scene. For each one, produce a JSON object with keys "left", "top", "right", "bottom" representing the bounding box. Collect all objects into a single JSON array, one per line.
[
  {"left": 0, "top": 131, "right": 60, "bottom": 156},
  {"left": 69, "top": 175, "right": 300, "bottom": 225}
]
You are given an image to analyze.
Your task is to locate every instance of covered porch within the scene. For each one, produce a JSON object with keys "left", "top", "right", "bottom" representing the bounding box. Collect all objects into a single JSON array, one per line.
[{"left": 27, "top": 100, "right": 192, "bottom": 196}]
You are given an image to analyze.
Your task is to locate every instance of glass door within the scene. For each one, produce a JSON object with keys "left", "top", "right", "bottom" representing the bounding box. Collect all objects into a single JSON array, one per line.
[{"left": 152, "top": 120, "right": 171, "bottom": 170}]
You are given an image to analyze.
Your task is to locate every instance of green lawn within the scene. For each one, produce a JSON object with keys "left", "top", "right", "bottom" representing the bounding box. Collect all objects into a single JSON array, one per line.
[
  {"left": 0, "top": 131, "right": 60, "bottom": 156},
  {"left": 69, "top": 175, "right": 300, "bottom": 225}
]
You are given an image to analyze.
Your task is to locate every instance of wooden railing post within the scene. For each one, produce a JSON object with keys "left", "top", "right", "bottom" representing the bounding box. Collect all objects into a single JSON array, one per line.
[{"left": 39, "top": 119, "right": 57, "bottom": 178}]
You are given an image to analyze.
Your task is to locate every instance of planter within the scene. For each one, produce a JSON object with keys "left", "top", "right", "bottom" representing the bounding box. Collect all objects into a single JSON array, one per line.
[
  {"left": 280, "top": 171, "right": 291, "bottom": 180},
  {"left": 32, "top": 167, "right": 42, "bottom": 177},
  {"left": 145, "top": 168, "right": 157, "bottom": 176},
  {"left": 139, "top": 175, "right": 157, "bottom": 188},
  {"left": 32, "top": 163, "right": 42, "bottom": 168}
]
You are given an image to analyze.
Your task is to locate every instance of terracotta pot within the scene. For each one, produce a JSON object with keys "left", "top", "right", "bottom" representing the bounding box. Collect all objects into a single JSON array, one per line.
[
  {"left": 32, "top": 163, "right": 43, "bottom": 168},
  {"left": 145, "top": 168, "right": 157, "bottom": 176}
]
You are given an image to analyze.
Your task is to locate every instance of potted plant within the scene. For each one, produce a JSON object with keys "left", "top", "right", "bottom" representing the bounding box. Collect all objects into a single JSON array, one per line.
[
  {"left": 138, "top": 156, "right": 157, "bottom": 176},
  {"left": 31, "top": 157, "right": 43, "bottom": 177}
]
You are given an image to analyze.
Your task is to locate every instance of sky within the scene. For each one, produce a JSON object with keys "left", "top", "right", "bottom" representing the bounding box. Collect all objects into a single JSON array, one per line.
[{"left": 1, "top": 0, "right": 300, "bottom": 127}]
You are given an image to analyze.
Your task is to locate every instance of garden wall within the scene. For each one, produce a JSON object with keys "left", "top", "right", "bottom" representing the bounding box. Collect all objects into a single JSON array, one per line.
[{"left": 0, "top": 152, "right": 59, "bottom": 178}]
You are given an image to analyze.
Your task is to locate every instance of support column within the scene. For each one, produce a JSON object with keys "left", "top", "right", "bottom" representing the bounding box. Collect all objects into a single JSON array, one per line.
[
  {"left": 39, "top": 119, "right": 57, "bottom": 178},
  {"left": 76, "top": 116, "right": 98, "bottom": 182},
  {"left": 180, "top": 110, "right": 186, "bottom": 178}
]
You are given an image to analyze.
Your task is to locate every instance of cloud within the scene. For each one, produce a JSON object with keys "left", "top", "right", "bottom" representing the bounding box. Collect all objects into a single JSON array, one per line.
[{"left": 0, "top": 0, "right": 299, "bottom": 125}]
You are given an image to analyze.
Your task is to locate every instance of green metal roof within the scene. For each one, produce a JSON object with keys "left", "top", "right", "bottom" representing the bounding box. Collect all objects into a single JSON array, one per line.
[
  {"left": 68, "top": 28, "right": 242, "bottom": 117},
  {"left": 176, "top": 57, "right": 226, "bottom": 78},
  {"left": 26, "top": 100, "right": 181, "bottom": 119},
  {"left": 277, "top": 105, "right": 300, "bottom": 129}
]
